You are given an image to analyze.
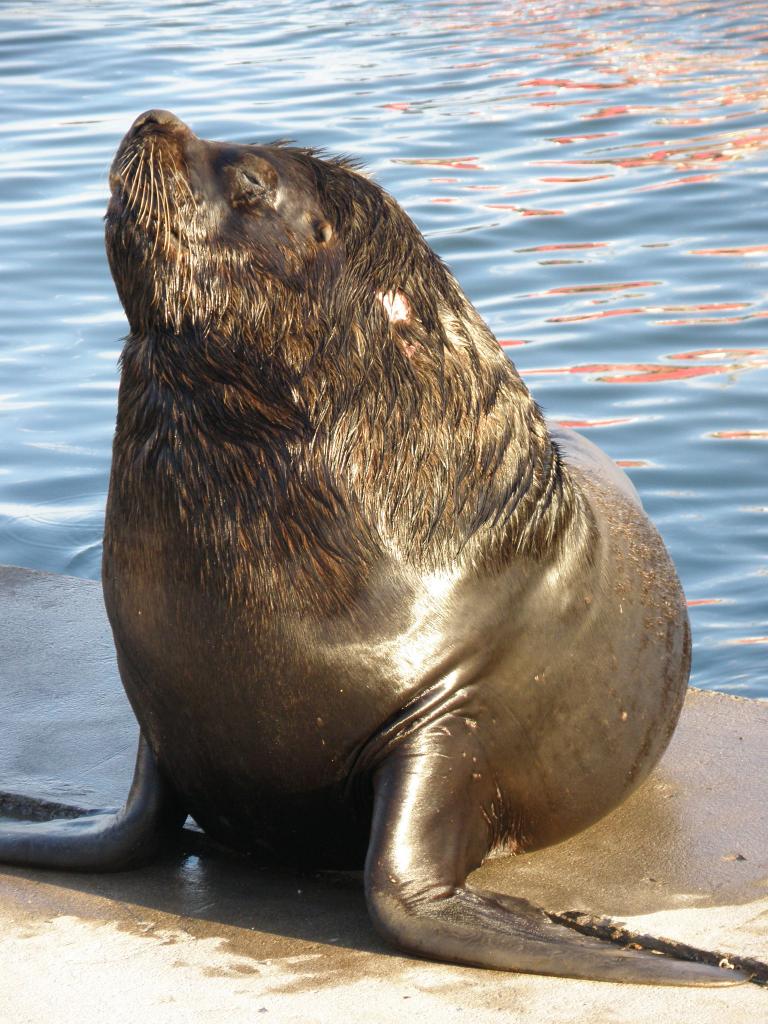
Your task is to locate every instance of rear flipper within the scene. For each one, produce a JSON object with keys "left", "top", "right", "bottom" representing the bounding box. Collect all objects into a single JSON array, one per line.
[
  {"left": 364, "top": 721, "right": 748, "bottom": 986},
  {"left": 0, "top": 734, "right": 185, "bottom": 872}
]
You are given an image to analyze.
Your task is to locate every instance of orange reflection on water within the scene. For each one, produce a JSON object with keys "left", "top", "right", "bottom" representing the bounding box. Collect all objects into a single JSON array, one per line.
[
  {"left": 517, "top": 242, "right": 609, "bottom": 253},
  {"left": 710, "top": 430, "right": 768, "bottom": 440},
  {"left": 668, "top": 348, "right": 768, "bottom": 361},
  {"left": 585, "top": 104, "right": 657, "bottom": 120},
  {"left": 691, "top": 245, "right": 768, "bottom": 256},
  {"left": 548, "top": 133, "right": 618, "bottom": 144},
  {"left": 394, "top": 155, "right": 484, "bottom": 171},
  {"left": 539, "top": 174, "right": 614, "bottom": 183},
  {"left": 518, "top": 77, "right": 630, "bottom": 91},
  {"left": 634, "top": 173, "right": 718, "bottom": 192},
  {"left": 597, "top": 365, "right": 725, "bottom": 384},
  {"left": 521, "top": 347, "right": 768, "bottom": 385},
  {"left": 547, "top": 301, "right": 763, "bottom": 325},
  {"left": 547, "top": 307, "right": 648, "bottom": 323},
  {"left": 657, "top": 311, "right": 768, "bottom": 326},
  {"left": 544, "top": 280, "right": 658, "bottom": 295},
  {"left": 484, "top": 204, "right": 564, "bottom": 215},
  {"left": 555, "top": 417, "right": 633, "bottom": 427}
]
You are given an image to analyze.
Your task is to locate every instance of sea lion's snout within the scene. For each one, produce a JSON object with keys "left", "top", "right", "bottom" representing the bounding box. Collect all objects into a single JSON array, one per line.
[
  {"left": 108, "top": 109, "right": 193, "bottom": 197},
  {"left": 128, "top": 108, "right": 193, "bottom": 140}
]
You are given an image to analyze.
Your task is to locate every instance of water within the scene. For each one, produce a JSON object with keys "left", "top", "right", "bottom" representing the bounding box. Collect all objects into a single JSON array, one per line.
[{"left": 0, "top": 1, "right": 765, "bottom": 697}]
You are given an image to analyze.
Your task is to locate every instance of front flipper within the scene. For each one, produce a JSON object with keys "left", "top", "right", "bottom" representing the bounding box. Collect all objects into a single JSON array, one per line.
[
  {"left": 0, "top": 734, "right": 184, "bottom": 871},
  {"left": 364, "top": 722, "right": 746, "bottom": 986}
]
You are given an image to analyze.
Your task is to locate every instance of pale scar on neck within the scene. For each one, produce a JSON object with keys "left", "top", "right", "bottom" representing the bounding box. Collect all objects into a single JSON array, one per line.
[{"left": 376, "top": 290, "right": 411, "bottom": 324}]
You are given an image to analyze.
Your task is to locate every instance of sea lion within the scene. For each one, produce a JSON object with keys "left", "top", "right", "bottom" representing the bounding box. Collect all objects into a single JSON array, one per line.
[{"left": 0, "top": 109, "right": 744, "bottom": 986}]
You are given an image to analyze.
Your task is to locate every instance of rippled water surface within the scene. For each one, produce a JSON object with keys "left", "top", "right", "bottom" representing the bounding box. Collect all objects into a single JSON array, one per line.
[{"left": 0, "top": 1, "right": 766, "bottom": 695}]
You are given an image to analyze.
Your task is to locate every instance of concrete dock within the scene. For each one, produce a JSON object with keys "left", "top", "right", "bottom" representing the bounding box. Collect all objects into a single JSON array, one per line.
[{"left": 0, "top": 565, "right": 766, "bottom": 1023}]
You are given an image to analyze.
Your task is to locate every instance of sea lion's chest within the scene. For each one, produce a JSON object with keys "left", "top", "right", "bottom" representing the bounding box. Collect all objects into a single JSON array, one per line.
[{"left": 103, "top": 507, "right": 508, "bottom": 861}]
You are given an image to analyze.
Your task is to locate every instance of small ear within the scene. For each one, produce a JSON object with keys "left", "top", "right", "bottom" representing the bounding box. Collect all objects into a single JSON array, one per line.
[{"left": 313, "top": 219, "right": 333, "bottom": 244}]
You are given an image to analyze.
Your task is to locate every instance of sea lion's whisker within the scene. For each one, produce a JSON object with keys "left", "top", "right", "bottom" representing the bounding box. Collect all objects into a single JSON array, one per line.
[
  {"left": 125, "top": 149, "right": 144, "bottom": 212},
  {"left": 169, "top": 154, "right": 197, "bottom": 210},
  {"left": 160, "top": 165, "right": 172, "bottom": 256},
  {"left": 118, "top": 152, "right": 140, "bottom": 188},
  {"left": 119, "top": 148, "right": 139, "bottom": 171},
  {"left": 135, "top": 150, "right": 152, "bottom": 227},
  {"left": 148, "top": 142, "right": 161, "bottom": 257},
  {"left": 147, "top": 142, "right": 159, "bottom": 234},
  {"left": 176, "top": 174, "right": 196, "bottom": 213},
  {"left": 129, "top": 148, "right": 145, "bottom": 219}
]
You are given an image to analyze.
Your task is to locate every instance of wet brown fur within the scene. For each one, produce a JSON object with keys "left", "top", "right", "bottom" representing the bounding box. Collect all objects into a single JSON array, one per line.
[{"left": 104, "top": 121, "right": 591, "bottom": 616}]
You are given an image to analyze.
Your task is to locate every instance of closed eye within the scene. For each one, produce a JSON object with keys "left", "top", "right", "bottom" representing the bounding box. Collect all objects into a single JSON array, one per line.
[
  {"left": 228, "top": 157, "right": 278, "bottom": 207},
  {"left": 242, "top": 171, "right": 266, "bottom": 191}
]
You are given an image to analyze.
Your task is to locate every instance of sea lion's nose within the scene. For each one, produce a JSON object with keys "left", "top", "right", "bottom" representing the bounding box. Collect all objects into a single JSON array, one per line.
[{"left": 130, "top": 109, "right": 191, "bottom": 137}]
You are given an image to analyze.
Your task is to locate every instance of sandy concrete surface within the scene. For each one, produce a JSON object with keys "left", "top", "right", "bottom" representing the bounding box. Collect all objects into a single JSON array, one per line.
[{"left": 0, "top": 565, "right": 766, "bottom": 1023}]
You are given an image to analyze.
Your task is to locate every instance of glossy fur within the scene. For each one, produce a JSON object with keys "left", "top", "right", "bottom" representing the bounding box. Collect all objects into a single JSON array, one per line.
[{"left": 0, "top": 110, "right": 746, "bottom": 986}]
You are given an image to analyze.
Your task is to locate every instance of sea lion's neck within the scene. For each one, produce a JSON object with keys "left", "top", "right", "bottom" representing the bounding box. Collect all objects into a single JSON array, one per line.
[
  {"left": 116, "top": 328, "right": 309, "bottom": 433},
  {"left": 108, "top": 323, "right": 585, "bottom": 594},
  {"left": 348, "top": 359, "right": 583, "bottom": 570},
  {"left": 107, "top": 328, "right": 379, "bottom": 607}
]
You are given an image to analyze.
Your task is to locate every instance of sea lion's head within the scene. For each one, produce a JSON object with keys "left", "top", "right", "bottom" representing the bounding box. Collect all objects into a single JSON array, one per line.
[
  {"left": 104, "top": 109, "right": 458, "bottom": 371},
  {"left": 105, "top": 109, "right": 344, "bottom": 338}
]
